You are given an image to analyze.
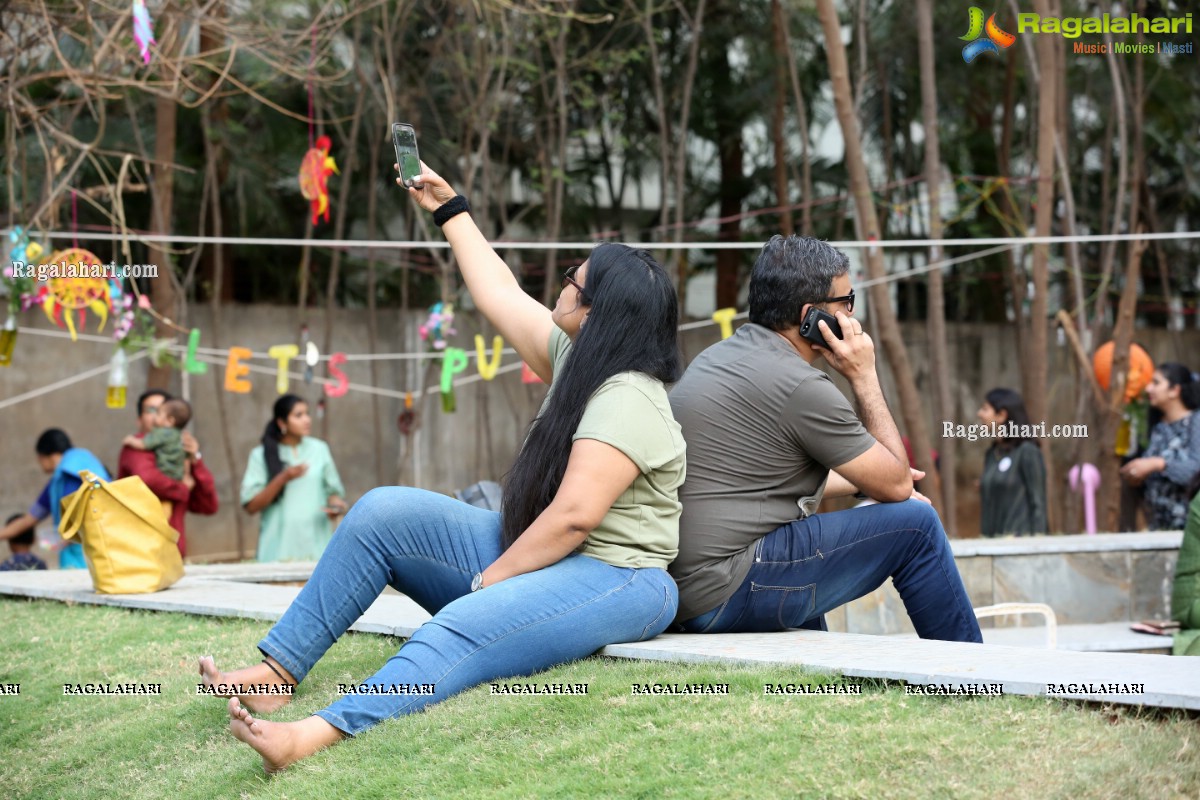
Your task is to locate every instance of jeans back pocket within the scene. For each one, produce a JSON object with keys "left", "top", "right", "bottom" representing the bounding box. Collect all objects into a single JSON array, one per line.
[{"left": 746, "top": 582, "right": 817, "bottom": 632}]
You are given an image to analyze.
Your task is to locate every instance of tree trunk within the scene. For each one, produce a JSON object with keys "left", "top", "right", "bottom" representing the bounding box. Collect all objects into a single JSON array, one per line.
[
  {"left": 146, "top": 6, "right": 181, "bottom": 389},
  {"left": 916, "top": 0, "right": 955, "bottom": 536},
  {"left": 1102, "top": 21, "right": 1147, "bottom": 532},
  {"left": 815, "top": 0, "right": 943, "bottom": 517},
  {"left": 1027, "top": 0, "right": 1058, "bottom": 527},
  {"left": 670, "top": 0, "right": 707, "bottom": 314},
  {"left": 778, "top": 5, "right": 813, "bottom": 236},
  {"left": 770, "top": 0, "right": 793, "bottom": 236}
]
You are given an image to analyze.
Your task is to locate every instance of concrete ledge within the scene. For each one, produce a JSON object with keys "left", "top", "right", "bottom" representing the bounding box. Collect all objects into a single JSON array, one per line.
[
  {"left": 601, "top": 631, "right": 1199, "bottom": 710},
  {"left": 949, "top": 532, "right": 1182, "bottom": 557},
  {"left": 889, "top": 622, "right": 1174, "bottom": 654},
  {"left": 2, "top": 567, "right": 1196, "bottom": 711}
]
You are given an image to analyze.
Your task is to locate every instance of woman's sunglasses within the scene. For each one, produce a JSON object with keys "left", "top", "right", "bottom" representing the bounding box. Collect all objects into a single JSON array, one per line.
[{"left": 560, "top": 265, "right": 592, "bottom": 304}]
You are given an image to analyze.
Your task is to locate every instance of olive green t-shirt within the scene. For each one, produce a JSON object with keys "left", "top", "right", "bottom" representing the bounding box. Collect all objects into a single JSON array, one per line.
[{"left": 540, "top": 327, "right": 685, "bottom": 569}]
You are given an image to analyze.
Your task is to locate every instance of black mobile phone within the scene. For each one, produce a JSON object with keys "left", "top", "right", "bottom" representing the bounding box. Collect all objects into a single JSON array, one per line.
[
  {"left": 798, "top": 306, "right": 843, "bottom": 347},
  {"left": 392, "top": 123, "right": 420, "bottom": 188}
]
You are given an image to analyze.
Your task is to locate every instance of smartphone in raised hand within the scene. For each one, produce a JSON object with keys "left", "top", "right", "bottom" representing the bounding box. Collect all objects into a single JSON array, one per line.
[{"left": 392, "top": 123, "right": 420, "bottom": 188}]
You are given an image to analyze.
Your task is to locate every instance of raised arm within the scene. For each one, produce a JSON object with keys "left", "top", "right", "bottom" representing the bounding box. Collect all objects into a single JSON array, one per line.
[
  {"left": 479, "top": 439, "right": 639, "bottom": 587},
  {"left": 404, "top": 163, "right": 556, "bottom": 382}
]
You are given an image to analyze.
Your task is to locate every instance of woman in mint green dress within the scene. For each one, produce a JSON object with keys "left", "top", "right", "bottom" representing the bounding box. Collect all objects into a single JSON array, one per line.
[{"left": 241, "top": 395, "right": 347, "bottom": 561}]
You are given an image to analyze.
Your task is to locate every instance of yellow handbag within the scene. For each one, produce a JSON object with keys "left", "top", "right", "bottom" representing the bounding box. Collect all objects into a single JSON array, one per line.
[{"left": 59, "top": 469, "right": 184, "bottom": 594}]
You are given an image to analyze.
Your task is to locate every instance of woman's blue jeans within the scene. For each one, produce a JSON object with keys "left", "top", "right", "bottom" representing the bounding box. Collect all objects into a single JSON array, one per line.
[
  {"left": 258, "top": 487, "right": 678, "bottom": 736},
  {"left": 680, "top": 500, "right": 983, "bottom": 643}
]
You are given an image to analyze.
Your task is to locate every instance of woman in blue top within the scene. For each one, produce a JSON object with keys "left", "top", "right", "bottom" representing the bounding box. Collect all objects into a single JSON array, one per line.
[
  {"left": 0, "top": 429, "right": 110, "bottom": 568},
  {"left": 200, "top": 161, "right": 685, "bottom": 772}
]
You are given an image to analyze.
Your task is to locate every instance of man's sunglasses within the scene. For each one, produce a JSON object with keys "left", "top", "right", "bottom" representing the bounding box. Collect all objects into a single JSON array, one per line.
[{"left": 819, "top": 289, "right": 855, "bottom": 313}]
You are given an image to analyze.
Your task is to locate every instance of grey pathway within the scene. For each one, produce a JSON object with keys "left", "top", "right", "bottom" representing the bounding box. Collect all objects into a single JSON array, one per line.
[{"left": 2, "top": 565, "right": 1196, "bottom": 710}]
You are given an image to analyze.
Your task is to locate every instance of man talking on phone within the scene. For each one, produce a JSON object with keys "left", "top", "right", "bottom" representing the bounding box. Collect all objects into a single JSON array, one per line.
[{"left": 668, "top": 235, "right": 982, "bottom": 642}]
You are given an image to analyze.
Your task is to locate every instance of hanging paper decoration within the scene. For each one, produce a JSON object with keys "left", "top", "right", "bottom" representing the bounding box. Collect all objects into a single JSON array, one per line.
[
  {"left": 440, "top": 347, "right": 468, "bottom": 412},
  {"left": 712, "top": 308, "right": 737, "bottom": 340},
  {"left": 107, "top": 349, "right": 129, "bottom": 409},
  {"left": 225, "top": 347, "right": 253, "bottom": 393},
  {"left": 324, "top": 352, "right": 349, "bottom": 397},
  {"left": 32, "top": 249, "right": 114, "bottom": 341},
  {"left": 298, "top": 135, "right": 339, "bottom": 225},
  {"left": 521, "top": 362, "right": 544, "bottom": 384},
  {"left": 183, "top": 328, "right": 208, "bottom": 374},
  {"left": 397, "top": 392, "right": 417, "bottom": 435},
  {"left": 419, "top": 302, "right": 456, "bottom": 350},
  {"left": 132, "top": 0, "right": 156, "bottom": 65},
  {"left": 475, "top": 335, "right": 503, "bottom": 380},
  {"left": 268, "top": 344, "right": 299, "bottom": 394},
  {"left": 301, "top": 325, "right": 317, "bottom": 385}
]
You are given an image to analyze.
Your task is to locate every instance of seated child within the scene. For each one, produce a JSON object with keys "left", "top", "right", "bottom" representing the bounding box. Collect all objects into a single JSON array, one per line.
[
  {"left": 0, "top": 513, "right": 48, "bottom": 571},
  {"left": 122, "top": 398, "right": 192, "bottom": 518}
]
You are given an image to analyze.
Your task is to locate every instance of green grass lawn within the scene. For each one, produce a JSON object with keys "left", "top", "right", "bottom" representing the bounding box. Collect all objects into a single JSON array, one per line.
[{"left": 2, "top": 597, "right": 1198, "bottom": 800}]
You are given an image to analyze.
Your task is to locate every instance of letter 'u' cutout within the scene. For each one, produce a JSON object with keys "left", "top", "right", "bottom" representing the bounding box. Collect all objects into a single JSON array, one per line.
[
  {"left": 475, "top": 335, "right": 503, "bottom": 380},
  {"left": 225, "top": 347, "right": 252, "bottom": 393}
]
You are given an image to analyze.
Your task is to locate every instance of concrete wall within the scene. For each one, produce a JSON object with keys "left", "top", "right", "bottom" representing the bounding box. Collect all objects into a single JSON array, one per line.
[
  {"left": 826, "top": 533, "right": 1182, "bottom": 635},
  {"left": 2, "top": 308, "right": 1196, "bottom": 561}
]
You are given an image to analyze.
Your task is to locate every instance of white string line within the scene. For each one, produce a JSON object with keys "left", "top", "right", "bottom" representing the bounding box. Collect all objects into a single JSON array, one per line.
[
  {"left": 6, "top": 229, "right": 1200, "bottom": 251},
  {"left": 189, "top": 351, "right": 527, "bottom": 399},
  {"left": 10, "top": 241, "right": 1025, "bottom": 359},
  {"left": 857, "top": 243, "right": 1017, "bottom": 289},
  {"left": 13, "top": 326, "right": 518, "bottom": 361},
  {"left": 0, "top": 350, "right": 149, "bottom": 411}
]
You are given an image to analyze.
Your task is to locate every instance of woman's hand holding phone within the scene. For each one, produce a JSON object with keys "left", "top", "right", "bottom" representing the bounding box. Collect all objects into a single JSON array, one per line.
[{"left": 399, "top": 161, "right": 457, "bottom": 212}]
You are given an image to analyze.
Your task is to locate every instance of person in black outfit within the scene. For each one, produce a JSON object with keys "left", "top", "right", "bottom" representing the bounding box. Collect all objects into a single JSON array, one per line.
[{"left": 977, "top": 388, "right": 1047, "bottom": 537}]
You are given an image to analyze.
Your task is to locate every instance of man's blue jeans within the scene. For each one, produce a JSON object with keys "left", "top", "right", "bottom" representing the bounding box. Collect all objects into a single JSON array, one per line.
[
  {"left": 259, "top": 487, "right": 678, "bottom": 736},
  {"left": 680, "top": 500, "right": 982, "bottom": 642}
]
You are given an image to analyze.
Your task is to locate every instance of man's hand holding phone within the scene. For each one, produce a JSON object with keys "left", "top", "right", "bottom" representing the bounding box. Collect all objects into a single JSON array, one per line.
[{"left": 810, "top": 310, "right": 876, "bottom": 383}]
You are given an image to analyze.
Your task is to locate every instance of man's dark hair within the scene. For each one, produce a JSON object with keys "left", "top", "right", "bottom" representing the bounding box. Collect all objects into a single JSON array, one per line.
[
  {"left": 162, "top": 398, "right": 192, "bottom": 429},
  {"left": 748, "top": 235, "right": 850, "bottom": 332},
  {"left": 6, "top": 514, "right": 33, "bottom": 547},
  {"left": 35, "top": 429, "right": 72, "bottom": 456},
  {"left": 137, "top": 389, "right": 170, "bottom": 416}
]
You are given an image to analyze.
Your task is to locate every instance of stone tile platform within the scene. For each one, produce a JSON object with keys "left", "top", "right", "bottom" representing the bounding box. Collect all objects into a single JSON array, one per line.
[{"left": 2, "top": 564, "right": 1196, "bottom": 711}]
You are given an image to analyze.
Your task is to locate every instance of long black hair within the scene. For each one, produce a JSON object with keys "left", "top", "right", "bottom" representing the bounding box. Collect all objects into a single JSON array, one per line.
[
  {"left": 1149, "top": 363, "right": 1200, "bottom": 430},
  {"left": 499, "top": 243, "right": 681, "bottom": 549},
  {"left": 984, "top": 388, "right": 1033, "bottom": 444},
  {"left": 262, "top": 394, "right": 305, "bottom": 501}
]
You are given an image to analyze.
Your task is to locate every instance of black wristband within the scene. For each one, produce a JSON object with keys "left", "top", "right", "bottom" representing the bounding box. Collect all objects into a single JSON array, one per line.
[{"left": 433, "top": 195, "right": 471, "bottom": 227}]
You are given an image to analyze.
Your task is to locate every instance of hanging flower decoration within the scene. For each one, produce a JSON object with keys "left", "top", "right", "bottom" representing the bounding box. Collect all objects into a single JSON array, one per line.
[
  {"left": 298, "top": 135, "right": 339, "bottom": 225},
  {"left": 4, "top": 227, "right": 42, "bottom": 317},
  {"left": 419, "top": 302, "right": 456, "bottom": 350},
  {"left": 132, "top": 0, "right": 156, "bottom": 65}
]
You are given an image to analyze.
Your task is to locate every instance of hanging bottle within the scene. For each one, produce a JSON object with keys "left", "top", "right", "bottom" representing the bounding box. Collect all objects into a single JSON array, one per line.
[
  {"left": 107, "top": 349, "right": 128, "bottom": 409},
  {"left": 1115, "top": 408, "right": 1132, "bottom": 456},
  {"left": 0, "top": 313, "right": 16, "bottom": 367}
]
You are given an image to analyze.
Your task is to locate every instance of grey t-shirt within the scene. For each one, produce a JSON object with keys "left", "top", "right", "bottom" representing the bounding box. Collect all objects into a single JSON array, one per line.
[{"left": 668, "top": 323, "right": 876, "bottom": 621}]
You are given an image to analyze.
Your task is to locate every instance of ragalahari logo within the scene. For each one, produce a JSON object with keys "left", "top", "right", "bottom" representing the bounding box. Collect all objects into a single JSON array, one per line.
[{"left": 961, "top": 7, "right": 1016, "bottom": 63}]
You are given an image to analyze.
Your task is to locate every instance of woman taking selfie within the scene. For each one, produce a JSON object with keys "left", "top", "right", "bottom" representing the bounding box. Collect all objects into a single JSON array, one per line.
[{"left": 201, "top": 160, "right": 685, "bottom": 772}]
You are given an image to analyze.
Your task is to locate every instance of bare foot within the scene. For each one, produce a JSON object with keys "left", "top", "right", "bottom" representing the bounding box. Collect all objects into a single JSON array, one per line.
[
  {"left": 227, "top": 698, "right": 345, "bottom": 773},
  {"left": 198, "top": 655, "right": 295, "bottom": 713}
]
